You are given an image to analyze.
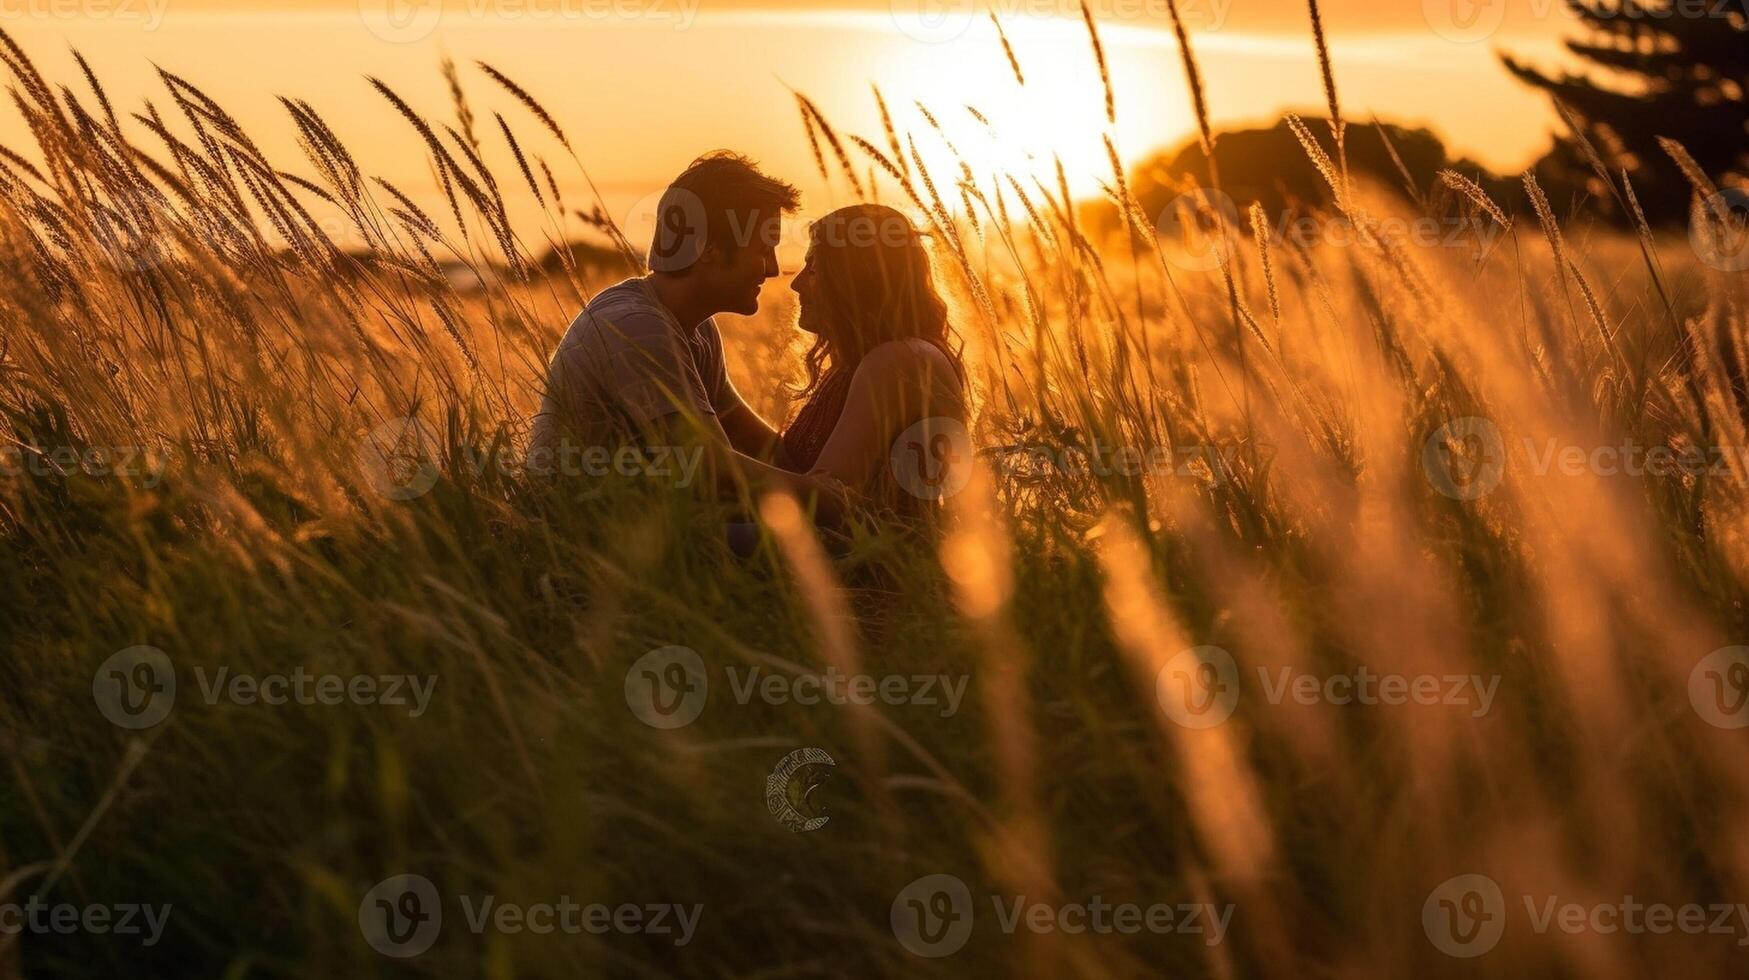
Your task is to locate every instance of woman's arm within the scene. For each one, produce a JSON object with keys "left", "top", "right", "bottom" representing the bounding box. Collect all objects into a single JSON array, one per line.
[
  {"left": 808, "top": 340, "right": 964, "bottom": 493},
  {"left": 646, "top": 409, "right": 849, "bottom": 524}
]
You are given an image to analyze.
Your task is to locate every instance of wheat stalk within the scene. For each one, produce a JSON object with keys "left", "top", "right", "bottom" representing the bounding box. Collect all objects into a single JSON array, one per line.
[
  {"left": 495, "top": 114, "right": 544, "bottom": 208},
  {"left": 795, "top": 93, "right": 865, "bottom": 198},
  {"left": 475, "top": 61, "right": 571, "bottom": 153},
  {"left": 1249, "top": 202, "right": 1280, "bottom": 325},
  {"left": 1438, "top": 170, "right": 1512, "bottom": 230},
  {"left": 373, "top": 178, "right": 440, "bottom": 239},
  {"left": 991, "top": 12, "right": 1024, "bottom": 86},
  {"left": 440, "top": 56, "right": 479, "bottom": 156},
  {"left": 1079, "top": 0, "right": 1115, "bottom": 125},
  {"left": 870, "top": 85, "right": 910, "bottom": 181},
  {"left": 1306, "top": 0, "right": 1345, "bottom": 175},
  {"left": 1162, "top": 0, "right": 1216, "bottom": 186},
  {"left": 795, "top": 93, "right": 829, "bottom": 184},
  {"left": 1522, "top": 170, "right": 1566, "bottom": 270}
]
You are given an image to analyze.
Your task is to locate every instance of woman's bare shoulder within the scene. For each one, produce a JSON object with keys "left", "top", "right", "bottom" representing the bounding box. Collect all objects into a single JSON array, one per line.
[{"left": 854, "top": 338, "right": 957, "bottom": 382}]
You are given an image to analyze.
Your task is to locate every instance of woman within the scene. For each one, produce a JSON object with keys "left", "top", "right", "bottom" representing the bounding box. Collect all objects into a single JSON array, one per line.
[{"left": 778, "top": 204, "right": 968, "bottom": 520}]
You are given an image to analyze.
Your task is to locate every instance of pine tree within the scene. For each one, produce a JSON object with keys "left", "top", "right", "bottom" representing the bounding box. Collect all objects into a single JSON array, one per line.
[{"left": 1502, "top": 0, "right": 1748, "bottom": 223}]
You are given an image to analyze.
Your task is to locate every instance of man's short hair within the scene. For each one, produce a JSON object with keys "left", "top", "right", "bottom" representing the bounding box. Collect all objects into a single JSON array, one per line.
[{"left": 650, "top": 151, "right": 800, "bottom": 273}]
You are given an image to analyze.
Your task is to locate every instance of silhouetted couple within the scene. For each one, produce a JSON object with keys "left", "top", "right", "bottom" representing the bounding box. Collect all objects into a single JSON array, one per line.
[{"left": 529, "top": 151, "right": 968, "bottom": 532}]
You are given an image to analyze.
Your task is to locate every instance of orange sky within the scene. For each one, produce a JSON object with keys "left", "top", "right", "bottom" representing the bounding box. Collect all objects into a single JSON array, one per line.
[{"left": 0, "top": 1, "right": 1585, "bottom": 245}]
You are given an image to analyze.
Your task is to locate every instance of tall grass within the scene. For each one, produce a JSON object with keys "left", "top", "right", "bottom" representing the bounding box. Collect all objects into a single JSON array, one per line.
[{"left": 2, "top": 13, "right": 1748, "bottom": 979}]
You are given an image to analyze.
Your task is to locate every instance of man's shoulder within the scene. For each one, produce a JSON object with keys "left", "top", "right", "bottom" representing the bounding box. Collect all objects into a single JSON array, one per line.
[{"left": 565, "top": 278, "right": 675, "bottom": 346}]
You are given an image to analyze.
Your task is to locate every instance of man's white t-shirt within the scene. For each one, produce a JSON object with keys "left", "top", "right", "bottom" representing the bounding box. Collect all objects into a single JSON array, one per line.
[{"left": 529, "top": 276, "right": 738, "bottom": 458}]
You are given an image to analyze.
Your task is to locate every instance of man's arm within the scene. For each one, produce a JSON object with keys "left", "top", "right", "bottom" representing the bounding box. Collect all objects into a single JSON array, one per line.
[
  {"left": 717, "top": 390, "right": 789, "bottom": 466},
  {"left": 650, "top": 410, "right": 847, "bottom": 525}
]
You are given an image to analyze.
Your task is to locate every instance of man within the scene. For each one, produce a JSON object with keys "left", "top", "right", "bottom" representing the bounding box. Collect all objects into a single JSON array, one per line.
[{"left": 529, "top": 151, "right": 841, "bottom": 517}]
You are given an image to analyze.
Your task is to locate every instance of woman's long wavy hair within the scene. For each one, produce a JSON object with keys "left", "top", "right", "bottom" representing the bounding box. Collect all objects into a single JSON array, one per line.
[{"left": 790, "top": 204, "right": 964, "bottom": 404}]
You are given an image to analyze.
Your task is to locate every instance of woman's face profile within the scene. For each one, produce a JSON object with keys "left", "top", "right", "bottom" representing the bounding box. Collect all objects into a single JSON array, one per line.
[{"left": 790, "top": 241, "right": 827, "bottom": 336}]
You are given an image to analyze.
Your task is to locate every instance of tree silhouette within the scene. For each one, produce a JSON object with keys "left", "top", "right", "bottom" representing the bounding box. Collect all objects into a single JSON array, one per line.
[{"left": 1503, "top": 0, "right": 1748, "bottom": 224}]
